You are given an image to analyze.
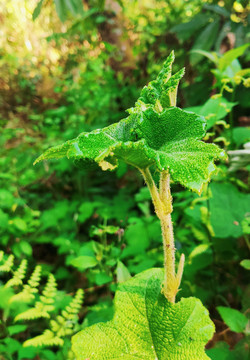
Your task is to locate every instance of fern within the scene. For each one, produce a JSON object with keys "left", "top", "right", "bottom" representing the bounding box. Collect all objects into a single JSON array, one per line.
[
  {"left": 23, "top": 329, "right": 64, "bottom": 347},
  {"left": 9, "top": 265, "right": 42, "bottom": 303},
  {"left": 15, "top": 274, "right": 57, "bottom": 321},
  {"left": 52, "top": 289, "right": 84, "bottom": 337},
  {"left": 0, "top": 250, "right": 83, "bottom": 352},
  {"left": 0, "top": 252, "right": 14, "bottom": 272},
  {"left": 5, "top": 259, "right": 27, "bottom": 288},
  {"left": 23, "top": 289, "right": 84, "bottom": 348}
]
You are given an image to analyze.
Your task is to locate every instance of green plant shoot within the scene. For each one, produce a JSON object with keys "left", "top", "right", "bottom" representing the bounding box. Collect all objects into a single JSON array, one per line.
[
  {"left": 35, "top": 51, "right": 224, "bottom": 302},
  {"left": 35, "top": 51, "right": 225, "bottom": 359}
]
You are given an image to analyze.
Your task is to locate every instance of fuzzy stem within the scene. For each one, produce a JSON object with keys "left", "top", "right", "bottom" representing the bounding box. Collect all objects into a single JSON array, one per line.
[
  {"left": 140, "top": 168, "right": 184, "bottom": 303},
  {"left": 159, "top": 170, "right": 172, "bottom": 213},
  {"left": 161, "top": 212, "right": 177, "bottom": 302},
  {"left": 140, "top": 168, "right": 165, "bottom": 219}
]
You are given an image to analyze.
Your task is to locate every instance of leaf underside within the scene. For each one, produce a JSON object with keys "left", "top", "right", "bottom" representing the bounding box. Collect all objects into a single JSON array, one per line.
[
  {"left": 35, "top": 51, "right": 225, "bottom": 193},
  {"left": 72, "top": 268, "right": 215, "bottom": 360}
]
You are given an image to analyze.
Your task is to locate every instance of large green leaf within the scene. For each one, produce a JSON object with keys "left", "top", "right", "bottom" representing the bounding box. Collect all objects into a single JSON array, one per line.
[
  {"left": 35, "top": 52, "right": 225, "bottom": 193},
  {"left": 72, "top": 268, "right": 215, "bottom": 360}
]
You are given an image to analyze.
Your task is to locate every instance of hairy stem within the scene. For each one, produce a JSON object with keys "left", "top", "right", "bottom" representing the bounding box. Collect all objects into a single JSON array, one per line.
[
  {"left": 161, "top": 212, "right": 177, "bottom": 302},
  {"left": 140, "top": 168, "right": 184, "bottom": 303},
  {"left": 140, "top": 168, "right": 165, "bottom": 219},
  {"left": 159, "top": 170, "right": 172, "bottom": 213}
]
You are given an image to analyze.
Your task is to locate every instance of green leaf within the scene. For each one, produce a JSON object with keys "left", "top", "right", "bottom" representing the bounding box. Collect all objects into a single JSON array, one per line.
[
  {"left": 78, "top": 201, "right": 96, "bottom": 223},
  {"left": 206, "top": 342, "right": 234, "bottom": 360},
  {"left": 18, "top": 346, "right": 38, "bottom": 360},
  {"left": 70, "top": 256, "right": 98, "bottom": 270},
  {"left": 191, "top": 97, "right": 237, "bottom": 129},
  {"left": 2, "top": 338, "right": 21, "bottom": 354},
  {"left": 121, "top": 218, "right": 150, "bottom": 258},
  {"left": 189, "top": 244, "right": 212, "bottom": 262},
  {"left": 54, "top": 0, "right": 67, "bottom": 22},
  {"left": 241, "top": 218, "right": 250, "bottom": 235},
  {"left": 189, "top": 49, "right": 218, "bottom": 64},
  {"left": 232, "top": 127, "right": 250, "bottom": 146},
  {"left": 65, "top": 0, "right": 84, "bottom": 16},
  {"left": 190, "top": 20, "right": 220, "bottom": 65},
  {"left": 0, "top": 209, "right": 8, "bottom": 230},
  {"left": 240, "top": 260, "right": 250, "bottom": 270},
  {"left": 95, "top": 272, "right": 112, "bottom": 286},
  {"left": 209, "top": 183, "right": 250, "bottom": 238},
  {"left": 19, "top": 241, "right": 33, "bottom": 256},
  {"left": 54, "top": 0, "right": 84, "bottom": 21},
  {"left": 241, "top": 217, "right": 250, "bottom": 235},
  {"left": 72, "top": 268, "right": 215, "bottom": 360},
  {"left": 35, "top": 52, "right": 225, "bottom": 193},
  {"left": 0, "top": 189, "right": 14, "bottom": 209},
  {"left": 217, "top": 307, "right": 248, "bottom": 333},
  {"left": 218, "top": 43, "right": 250, "bottom": 72},
  {"left": 171, "top": 13, "right": 210, "bottom": 42},
  {"left": 116, "top": 260, "right": 131, "bottom": 283},
  {"left": 11, "top": 218, "right": 28, "bottom": 232},
  {"left": 203, "top": 4, "right": 230, "bottom": 17},
  {"left": 7, "top": 324, "right": 27, "bottom": 336},
  {"left": 32, "top": 0, "right": 44, "bottom": 21}
]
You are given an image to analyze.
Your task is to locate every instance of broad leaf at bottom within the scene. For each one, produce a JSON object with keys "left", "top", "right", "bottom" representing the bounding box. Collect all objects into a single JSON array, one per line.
[{"left": 72, "top": 268, "right": 214, "bottom": 360}]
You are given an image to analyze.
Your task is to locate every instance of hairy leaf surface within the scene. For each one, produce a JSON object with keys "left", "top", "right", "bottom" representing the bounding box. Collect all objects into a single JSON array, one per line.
[
  {"left": 72, "top": 268, "right": 215, "bottom": 360},
  {"left": 35, "top": 52, "right": 225, "bottom": 192}
]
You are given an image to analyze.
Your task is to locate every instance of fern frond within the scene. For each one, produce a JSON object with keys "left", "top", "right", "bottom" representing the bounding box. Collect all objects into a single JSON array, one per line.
[
  {"left": 51, "top": 289, "right": 84, "bottom": 338},
  {"left": 40, "top": 274, "right": 57, "bottom": 304},
  {"left": 23, "top": 329, "right": 64, "bottom": 347},
  {"left": 15, "top": 304, "right": 50, "bottom": 321},
  {"left": 0, "top": 254, "right": 14, "bottom": 273},
  {"left": 10, "top": 266, "right": 42, "bottom": 303},
  {"left": 64, "top": 288, "right": 84, "bottom": 317},
  {"left": 15, "top": 274, "right": 57, "bottom": 322},
  {"left": 28, "top": 265, "right": 42, "bottom": 287},
  {"left": 22, "top": 289, "right": 84, "bottom": 348},
  {"left": 5, "top": 259, "right": 27, "bottom": 287}
]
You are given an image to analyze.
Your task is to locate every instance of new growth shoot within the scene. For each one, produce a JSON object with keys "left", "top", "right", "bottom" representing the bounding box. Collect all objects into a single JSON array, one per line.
[{"left": 35, "top": 51, "right": 225, "bottom": 304}]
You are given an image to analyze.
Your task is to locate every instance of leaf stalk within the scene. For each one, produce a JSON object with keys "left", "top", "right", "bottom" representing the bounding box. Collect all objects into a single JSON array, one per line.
[{"left": 140, "top": 168, "right": 184, "bottom": 303}]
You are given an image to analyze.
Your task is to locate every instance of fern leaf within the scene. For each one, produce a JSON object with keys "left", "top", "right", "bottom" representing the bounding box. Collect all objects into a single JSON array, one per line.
[
  {"left": 65, "top": 289, "right": 84, "bottom": 316},
  {"left": 9, "top": 265, "right": 42, "bottom": 303},
  {"left": 41, "top": 274, "right": 57, "bottom": 303},
  {"left": 51, "top": 289, "right": 84, "bottom": 338},
  {"left": 23, "top": 329, "right": 64, "bottom": 347},
  {"left": 15, "top": 274, "right": 57, "bottom": 321},
  {"left": 28, "top": 265, "right": 42, "bottom": 288},
  {"left": 22, "top": 290, "right": 83, "bottom": 348},
  {"left": 0, "top": 254, "right": 14, "bottom": 272},
  {"left": 21, "top": 289, "right": 83, "bottom": 348},
  {"left": 15, "top": 306, "right": 50, "bottom": 321},
  {"left": 5, "top": 259, "right": 27, "bottom": 287}
]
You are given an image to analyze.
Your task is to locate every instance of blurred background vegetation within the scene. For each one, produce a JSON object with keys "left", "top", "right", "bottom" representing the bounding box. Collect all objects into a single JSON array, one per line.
[{"left": 0, "top": 0, "right": 249, "bottom": 359}]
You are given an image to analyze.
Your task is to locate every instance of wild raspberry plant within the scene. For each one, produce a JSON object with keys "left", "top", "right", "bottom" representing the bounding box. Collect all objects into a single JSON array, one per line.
[{"left": 35, "top": 52, "right": 225, "bottom": 359}]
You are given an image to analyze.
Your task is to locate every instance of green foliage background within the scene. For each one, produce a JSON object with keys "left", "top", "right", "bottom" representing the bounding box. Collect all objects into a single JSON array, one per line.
[{"left": 0, "top": 0, "right": 249, "bottom": 359}]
